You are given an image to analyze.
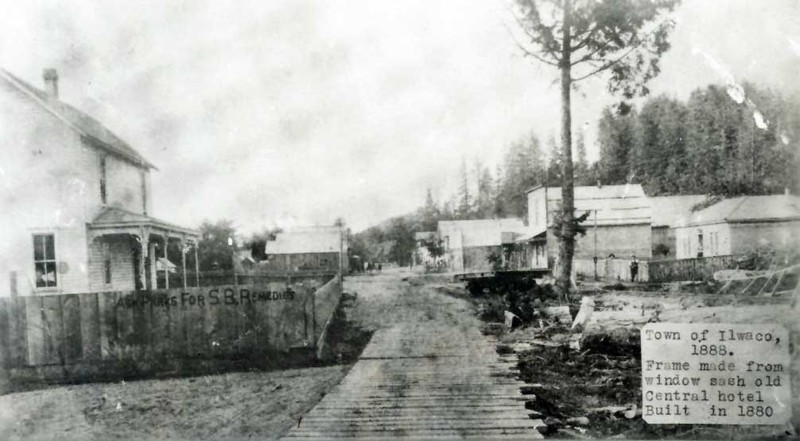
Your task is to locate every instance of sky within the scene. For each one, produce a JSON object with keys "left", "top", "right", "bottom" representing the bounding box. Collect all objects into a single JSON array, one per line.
[{"left": 2, "top": 0, "right": 799, "bottom": 233}]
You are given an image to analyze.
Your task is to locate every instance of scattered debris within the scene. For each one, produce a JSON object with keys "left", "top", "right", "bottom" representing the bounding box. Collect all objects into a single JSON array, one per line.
[
  {"left": 495, "top": 344, "right": 514, "bottom": 355},
  {"left": 504, "top": 310, "right": 522, "bottom": 329},
  {"left": 570, "top": 296, "right": 595, "bottom": 332},
  {"left": 459, "top": 268, "right": 797, "bottom": 439},
  {"left": 567, "top": 416, "right": 590, "bottom": 426},
  {"left": 481, "top": 323, "right": 506, "bottom": 336},
  {"left": 540, "top": 306, "right": 571, "bottom": 324},
  {"left": 579, "top": 328, "right": 640, "bottom": 358}
]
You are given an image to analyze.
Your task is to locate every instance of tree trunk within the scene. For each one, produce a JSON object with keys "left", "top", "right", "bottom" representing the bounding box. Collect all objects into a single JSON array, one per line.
[{"left": 557, "top": 0, "right": 575, "bottom": 302}]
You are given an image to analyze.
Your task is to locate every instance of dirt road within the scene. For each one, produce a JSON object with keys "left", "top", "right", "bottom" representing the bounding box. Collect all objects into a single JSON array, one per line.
[{"left": 283, "top": 271, "right": 543, "bottom": 440}]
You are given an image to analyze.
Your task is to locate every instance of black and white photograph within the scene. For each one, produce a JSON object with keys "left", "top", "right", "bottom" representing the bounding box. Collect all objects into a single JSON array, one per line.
[{"left": 0, "top": 0, "right": 799, "bottom": 439}]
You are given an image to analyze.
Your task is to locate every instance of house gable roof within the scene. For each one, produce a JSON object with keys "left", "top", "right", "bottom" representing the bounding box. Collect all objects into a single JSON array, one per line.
[
  {"left": 266, "top": 227, "right": 344, "bottom": 254},
  {"left": 682, "top": 195, "right": 800, "bottom": 227},
  {"left": 0, "top": 68, "right": 155, "bottom": 169},
  {"left": 649, "top": 195, "right": 708, "bottom": 227}
]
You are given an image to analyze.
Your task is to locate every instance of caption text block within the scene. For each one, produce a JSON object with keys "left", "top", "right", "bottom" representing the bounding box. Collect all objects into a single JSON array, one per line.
[{"left": 641, "top": 323, "right": 790, "bottom": 425}]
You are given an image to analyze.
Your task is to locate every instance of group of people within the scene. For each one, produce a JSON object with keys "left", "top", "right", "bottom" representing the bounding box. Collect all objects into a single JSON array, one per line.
[
  {"left": 606, "top": 254, "right": 639, "bottom": 282},
  {"left": 356, "top": 261, "right": 381, "bottom": 273}
]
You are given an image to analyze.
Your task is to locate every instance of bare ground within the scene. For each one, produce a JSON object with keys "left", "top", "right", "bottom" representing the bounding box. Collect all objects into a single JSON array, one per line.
[{"left": 0, "top": 365, "right": 350, "bottom": 440}]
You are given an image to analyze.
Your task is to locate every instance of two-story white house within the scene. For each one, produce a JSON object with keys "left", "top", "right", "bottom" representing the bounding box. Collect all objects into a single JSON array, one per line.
[{"left": 0, "top": 68, "right": 199, "bottom": 297}]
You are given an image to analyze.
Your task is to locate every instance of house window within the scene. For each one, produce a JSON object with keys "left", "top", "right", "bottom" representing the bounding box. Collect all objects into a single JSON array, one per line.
[
  {"left": 697, "top": 230, "right": 704, "bottom": 258},
  {"left": 140, "top": 171, "right": 148, "bottom": 215},
  {"left": 100, "top": 156, "right": 107, "bottom": 204},
  {"left": 33, "top": 234, "right": 57, "bottom": 288},
  {"left": 104, "top": 258, "right": 112, "bottom": 284}
]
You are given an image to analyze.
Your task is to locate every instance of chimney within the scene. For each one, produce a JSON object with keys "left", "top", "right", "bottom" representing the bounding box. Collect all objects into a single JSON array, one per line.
[{"left": 43, "top": 68, "right": 59, "bottom": 99}]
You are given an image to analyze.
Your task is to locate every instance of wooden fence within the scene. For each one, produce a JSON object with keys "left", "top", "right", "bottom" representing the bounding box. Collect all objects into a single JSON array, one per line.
[
  {"left": 0, "top": 275, "right": 341, "bottom": 385},
  {"left": 573, "top": 258, "right": 650, "bottom": 282},
  {"left": 648, "top": 256, "right": 737, "bottom": 283},
  {"left": 572, "top": 255, "right": 738, "bottom": 283},
  {"left": 313, "top": 275, "right": 343, "bottom": 359}
]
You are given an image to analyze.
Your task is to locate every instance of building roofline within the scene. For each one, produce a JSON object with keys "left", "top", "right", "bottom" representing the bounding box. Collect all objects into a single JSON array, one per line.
[
  {"left": 680, "top": 216, "right": 800, "bottom": 228},
  {"left": 0, "top": 68, "right": 156, "bottom": 170},
  {"left": 89, "top": 207, "right": 198, "bottom": 237}
]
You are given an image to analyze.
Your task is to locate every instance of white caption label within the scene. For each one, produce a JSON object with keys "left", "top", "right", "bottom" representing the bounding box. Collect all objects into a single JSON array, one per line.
[{"left": 641, "top": 323, "right": 791, "bottom": 425}]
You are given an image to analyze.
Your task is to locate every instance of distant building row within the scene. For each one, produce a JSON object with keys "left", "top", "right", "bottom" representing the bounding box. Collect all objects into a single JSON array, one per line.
[{"left": 416, "top": 184, "right": 800, "bottom": 273}]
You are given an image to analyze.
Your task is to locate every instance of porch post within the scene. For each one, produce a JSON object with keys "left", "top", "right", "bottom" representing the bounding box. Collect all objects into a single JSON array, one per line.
[
  {"left": 180, "top": 236, "right": 187, "bottom": 289},
  {"left": 164, "top": 235, "right": 170, "bottom": 290},
  {"left": 139, "top": 228, "right": 148, "bottom": 291},
  {"left": 194, "top": 240, "right": 200, "bottom": 287},
  {"left": 149, "top": 239, "right": 157, "bottom": 290}
]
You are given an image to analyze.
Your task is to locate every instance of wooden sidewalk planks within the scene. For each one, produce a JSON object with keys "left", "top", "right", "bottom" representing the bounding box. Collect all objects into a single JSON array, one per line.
[{"left": 283, "top": 322, "right": 543, "bottom": 440}]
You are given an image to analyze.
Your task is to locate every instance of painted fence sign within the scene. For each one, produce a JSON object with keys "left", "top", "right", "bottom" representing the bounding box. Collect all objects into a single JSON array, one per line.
[
  {"left": 0, "top": 276, "right": 341, "bottom": 377},
  {"left": 115, "top": 286, "right": 297, "bottom": 309}
]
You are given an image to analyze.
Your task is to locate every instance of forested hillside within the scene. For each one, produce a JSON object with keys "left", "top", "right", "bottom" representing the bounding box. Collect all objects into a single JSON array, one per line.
[{"left": 351, "top": 82, "right": 800, "bottom": 265}]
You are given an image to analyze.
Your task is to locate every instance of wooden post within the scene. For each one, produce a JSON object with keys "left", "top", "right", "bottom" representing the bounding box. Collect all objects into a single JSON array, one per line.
[
  {"left": 194, "top": 241, "right": 200, "bottom": 288},
  {"left": 164, "top": 236, "right": 169, "bottom": 290},
  {"left": 139, "top": 229, "right": 148, "bottom": 291},
  {"left": 181, "top": 236, "right": 188, "bottom": 289},
  {"left": 148, "top": 240, "right": 157, "bottom": 291}
]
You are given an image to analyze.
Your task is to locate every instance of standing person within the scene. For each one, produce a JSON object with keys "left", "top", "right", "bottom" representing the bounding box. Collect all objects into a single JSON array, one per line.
[{"left": 629, "top": 255, "right": 639, "bottom": 282}]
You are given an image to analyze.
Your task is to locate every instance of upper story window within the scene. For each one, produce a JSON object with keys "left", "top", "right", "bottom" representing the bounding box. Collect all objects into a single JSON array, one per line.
[
  {"left": 33, "top": 234, "right": 57, "bottom": 288},
  {"left": 99, "top": 156, "right": 107, "bottom": 204},
  {"left": 140, "top": 170, "right": 148, "bottom": 215}
]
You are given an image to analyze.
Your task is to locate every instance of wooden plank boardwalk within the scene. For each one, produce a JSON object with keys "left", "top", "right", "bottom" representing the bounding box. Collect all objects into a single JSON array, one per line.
[{"left": 283, "top": 287, "right": 544, "bottom": 440}]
